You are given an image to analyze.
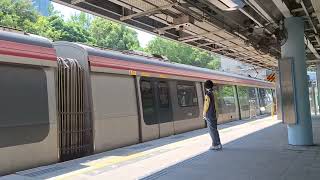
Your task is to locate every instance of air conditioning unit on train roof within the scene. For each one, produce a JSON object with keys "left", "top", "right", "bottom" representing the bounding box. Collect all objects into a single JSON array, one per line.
[
  {"left": 152, "top": 54, "right": 170, "bottom": 62},
  {"left": 121, "top": 50, "right": 154, "bottom": 58},
  {"left": 0, "top": 25, "right": 26, "bottom": 35}
]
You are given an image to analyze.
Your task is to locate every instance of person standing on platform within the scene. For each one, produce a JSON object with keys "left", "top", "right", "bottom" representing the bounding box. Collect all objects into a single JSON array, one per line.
[{"left": 203, "top": 80, "right": 222, "bottom": 150}]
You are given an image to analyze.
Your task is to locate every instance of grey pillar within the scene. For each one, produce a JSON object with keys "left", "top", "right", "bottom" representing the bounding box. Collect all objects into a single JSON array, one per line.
[
  {"left": 281, "top": 17, "right": 313, "bottom": 145},
  {"left": 275, "top": 71, "right": 282, "bottom": 121},
  {"left": 316, "top": 64, "right": 320, "bottom": 113}
]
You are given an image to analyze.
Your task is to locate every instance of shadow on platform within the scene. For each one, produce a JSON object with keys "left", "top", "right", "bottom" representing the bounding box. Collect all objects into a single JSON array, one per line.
[{"left": 140, "top": 119, "right": 320, "bottom": 180}]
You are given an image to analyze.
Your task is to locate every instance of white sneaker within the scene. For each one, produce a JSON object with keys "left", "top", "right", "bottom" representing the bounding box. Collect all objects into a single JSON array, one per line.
[{"left": 209, "top": 144, "right": 222, "bottom": 151}]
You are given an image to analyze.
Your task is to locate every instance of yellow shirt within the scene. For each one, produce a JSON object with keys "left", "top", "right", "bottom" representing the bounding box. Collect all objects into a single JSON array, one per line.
[{"left": 203, "top": 95, "right": 210, "bottom": 117}]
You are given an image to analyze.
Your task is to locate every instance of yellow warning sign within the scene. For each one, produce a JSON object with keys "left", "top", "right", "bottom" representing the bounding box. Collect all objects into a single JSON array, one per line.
[{"left": 266, "top": 73, "right": 276, "bottom": 82}]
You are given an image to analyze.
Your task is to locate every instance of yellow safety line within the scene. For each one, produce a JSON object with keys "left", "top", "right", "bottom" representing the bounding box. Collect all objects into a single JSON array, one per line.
[
  {"left": 52, "top": 136, "right": 199, "bottom": 180},
  {"left": 51, "top": 117, "right": 274, "bottom": 180}
]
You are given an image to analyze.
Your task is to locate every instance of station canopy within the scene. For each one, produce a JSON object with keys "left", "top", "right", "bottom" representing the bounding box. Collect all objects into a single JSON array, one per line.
[{"left": 54, "top": 0, "right": 320, "bottom": 69}]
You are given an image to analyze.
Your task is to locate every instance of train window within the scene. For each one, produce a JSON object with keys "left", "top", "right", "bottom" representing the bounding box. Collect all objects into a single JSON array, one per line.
[
  {"left": 238, "top": 86, "right": 250, "bottom": 111},
  {"left": 0, "top": 65, "right": 49, "bottom": 148},
  {"left": 258, "top": 88, "right": 273, "bottom": 114},
  {"left": 248, "top": 87, "right": 259, "bottom": 116},
  {"left": 174, "top": 81, "right": 200, "bottom": 121},
  {"left": 216, "top": 85, "right": 236, "bottom": 114},
  {"left": 237, "top": 86, "right": 250, "bottom": 119},
  {"left": 158, "top": 82, "right": 169, "bottom": 107},
  {"left": 140, "top": 80, "right": 157, "bottom": 125},
  {"left": 177, "top": 83, "right": 198, "bottom": 107}
]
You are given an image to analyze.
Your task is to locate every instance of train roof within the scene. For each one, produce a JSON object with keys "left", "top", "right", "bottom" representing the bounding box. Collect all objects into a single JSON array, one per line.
[
  {"left": 74, "top": 43, "right": 273, "bottom": 88},
  {"left": 0, "top": 30, "right": 273, "bottom": 88},
  {"left": 0, "top": 30, "right": 56, "bottom": 64},
  {"left": 0, "top": 30, "right": 53, "bottom": 48}
]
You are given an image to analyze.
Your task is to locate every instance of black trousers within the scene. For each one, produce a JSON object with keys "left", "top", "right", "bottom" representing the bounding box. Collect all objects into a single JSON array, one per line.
[{"left": 206, "top": 117, "right": 221, "bottom": 146}]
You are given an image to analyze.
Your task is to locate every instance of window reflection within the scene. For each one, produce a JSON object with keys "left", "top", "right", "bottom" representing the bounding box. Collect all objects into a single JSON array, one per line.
[
  {"left": 158, "top": 82, "right": 169, "bottom": 107},
  {"left": 177, "top": 84, "right": 198, "bottom": 107}
]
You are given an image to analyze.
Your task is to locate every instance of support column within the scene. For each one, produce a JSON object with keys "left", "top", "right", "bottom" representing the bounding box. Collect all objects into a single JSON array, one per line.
[
  {"left": 313, "top": 84, "right": 317, "bottom": 115},
  {"left": 275, "top": 72, "right": 283, "bottom": 121},
  {"left": 281, "top": 17, "right": 313, "bottom": 145},
  {"left": 316, "top": 64, "right": 320, "bottom": 113}
]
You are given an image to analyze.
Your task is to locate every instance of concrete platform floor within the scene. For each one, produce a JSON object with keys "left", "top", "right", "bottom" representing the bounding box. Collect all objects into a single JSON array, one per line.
[{"left": 2, "top": 116, "right": 320, "bottom": 180}]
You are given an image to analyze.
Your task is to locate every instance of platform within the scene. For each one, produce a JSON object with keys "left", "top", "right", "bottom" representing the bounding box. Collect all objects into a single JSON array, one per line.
[{"left": 2, "top": 116, "right": 320, "bottom": 180}]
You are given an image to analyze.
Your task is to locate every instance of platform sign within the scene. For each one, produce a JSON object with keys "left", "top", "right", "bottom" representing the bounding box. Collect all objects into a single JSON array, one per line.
[{"left": 278, "top": 57, "right": 297, "bottom": 124}]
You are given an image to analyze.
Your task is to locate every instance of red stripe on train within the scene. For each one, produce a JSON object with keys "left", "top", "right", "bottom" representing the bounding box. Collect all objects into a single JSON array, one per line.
[
  {"left": 0, "top": 40, "right": 56, "bottom": 61},
  {"left": 89, "top": 56, "right": 273, "bottom": 88}
]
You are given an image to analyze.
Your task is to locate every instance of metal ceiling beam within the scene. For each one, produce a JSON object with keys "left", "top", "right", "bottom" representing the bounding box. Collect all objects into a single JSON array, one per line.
[
  {"left": 292, "top": 8, "right": 304, "bottom": 13},
  {"left": 178, "top": 29, "right": 224, "bottom": 41},
  {"left": 245, "top": 0, "right": 275, "bottom": 24},
  {"left": 311, "top": 0, "right": 320, "bottom": 31},
  {"left": 57, "top": 0, "right": 277, "bottom": 68},
  {"left": 223, "top": 51, "right": 272, "bottom": 64},
  {"left": 272, "top": 0, "right": 320, "bottom": 59},
  {"left": 71, "top": 0, "right": 85, "bottom": 4},
  {"left": 154, "top": 22, "right": 191, "bottom": 35},
  {"left": 306, "top": 59, "right": 320, "bottom": 64},
  {"left": 184, "top": 1, "right": 273, "bottom": 67},
  {"left": 120, "top": 2, "right": 178, "bottom": 21},
  {"left": 181, "top": 36, "right": 204, "bottom": 42},
  {"left": 300, "top": 1, "right": 320, "bottom": 48},
  {"left": 221, "top": 51, "right": 250, "bottom": 58},
  {"left": 239, "top": 8, "right": 263, "bottom": 27},
  {"left": 197, "top": 37, "right": 239, "bottom": 47},
  {"left": 271, "top": 0, "right": 292, "bottom": 18},
  {"left": 211, "top": 44, "right": 244, "bottom": 52},
  {"left": 305, "top": 37, "right": 320, "bottom": 59}
]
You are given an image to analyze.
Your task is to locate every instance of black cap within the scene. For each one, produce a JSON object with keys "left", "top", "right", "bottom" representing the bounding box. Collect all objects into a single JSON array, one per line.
[{"left": 204, "top": 80, "right": 214, "bottom": 89}]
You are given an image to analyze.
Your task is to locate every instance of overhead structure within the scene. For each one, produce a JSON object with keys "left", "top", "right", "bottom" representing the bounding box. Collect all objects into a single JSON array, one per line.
[{"left": 54, "top": 0, "right": 320, "bottom": 69}]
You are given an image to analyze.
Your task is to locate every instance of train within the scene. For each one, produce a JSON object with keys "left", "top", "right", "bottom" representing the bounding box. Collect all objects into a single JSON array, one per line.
[{"left": 0, "top": 29, "right": 274, "bottom": 175}]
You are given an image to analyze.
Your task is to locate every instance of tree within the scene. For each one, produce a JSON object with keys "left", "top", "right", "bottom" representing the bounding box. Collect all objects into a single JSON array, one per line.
[
  {"left": 48, "top": 14, "right": 93, "bottom": 42},
  {"left": 146, "top": 37, "right": 221, "bottom": 70},
  {"left": 29, "top": 15, "right": 61, "bottom": 40},
  {"left": 70, "top": 12, "right": 92, "bottom": 30},
  {"left": 0, "top": 0, "right": 39, "bottom": 30},
  {"left": 89, "top": 17, "right": 141, "bottom": 50}
]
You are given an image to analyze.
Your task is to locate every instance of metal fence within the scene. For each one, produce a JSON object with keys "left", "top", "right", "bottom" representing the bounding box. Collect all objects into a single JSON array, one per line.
[{"left": 57, "top": 57, "right": 93, "bottom": 161}]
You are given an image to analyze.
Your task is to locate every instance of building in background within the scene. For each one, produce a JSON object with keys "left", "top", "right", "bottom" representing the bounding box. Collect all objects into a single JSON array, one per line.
[
  {"left": 32, "top": 0, "right": 50, "bottom": 16},
  {"left": 219, "top": 56, "right": 267, "bottom": 80}
]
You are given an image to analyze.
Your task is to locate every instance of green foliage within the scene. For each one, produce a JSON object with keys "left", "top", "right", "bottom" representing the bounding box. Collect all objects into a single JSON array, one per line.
[
  {"left": 145, "top": 37, "right": 221, "bottom": 70},
  {"left": 49, "top": 15, "right": 93, "bottom": 42},
  {"left": 237, "top": 86, "right": 249, "bottom": 98},
  {"left": 0, "top": 0, "right": 38, "bottom": 30},
  {"left": 0, "top": 0, "right": 221, "bottom": 70},
  {"left": 89, "top": 17, "right": 140, "bottom": 50},
  {"left": 237, "top": 86, "right": 250, "bottom": 107},
  {"left": 70, "top": 12, "right": 92, "bottom": 30},
  {"left": 218, "top": 85, "right": 234, "bottom": 97},
  {"left": 0, "top": 0, "right": 140, "bottom": 50}
]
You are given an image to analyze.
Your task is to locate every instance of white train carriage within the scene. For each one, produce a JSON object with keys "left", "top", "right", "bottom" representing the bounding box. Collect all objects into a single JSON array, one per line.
[{"left": 0, "top": 30, "right": 274, "bottom": 175}]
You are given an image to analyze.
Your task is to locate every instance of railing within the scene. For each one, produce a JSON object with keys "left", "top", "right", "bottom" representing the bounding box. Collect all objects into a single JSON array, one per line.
[{"left": 57, "top": 57, "right": 93, "bottom": 161}]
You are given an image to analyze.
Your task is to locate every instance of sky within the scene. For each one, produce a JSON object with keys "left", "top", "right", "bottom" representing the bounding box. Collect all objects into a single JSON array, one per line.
[{"left": 52, "top": 2, "right": 154, "bottom": 48}]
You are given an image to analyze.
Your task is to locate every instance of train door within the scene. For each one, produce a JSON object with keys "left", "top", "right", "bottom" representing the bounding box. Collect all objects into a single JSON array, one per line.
[
  {"left": 156, "top": 81, "right": 174, "bottom": 137},
  {"left": 248, "top": 87, "right": 259, "bottom": 118},
  {"left": 140, "top": 79, "right": 159, "bottom": 139},
  {"left": 140, "top": 78, "right": 173, "bottom": 139}
]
